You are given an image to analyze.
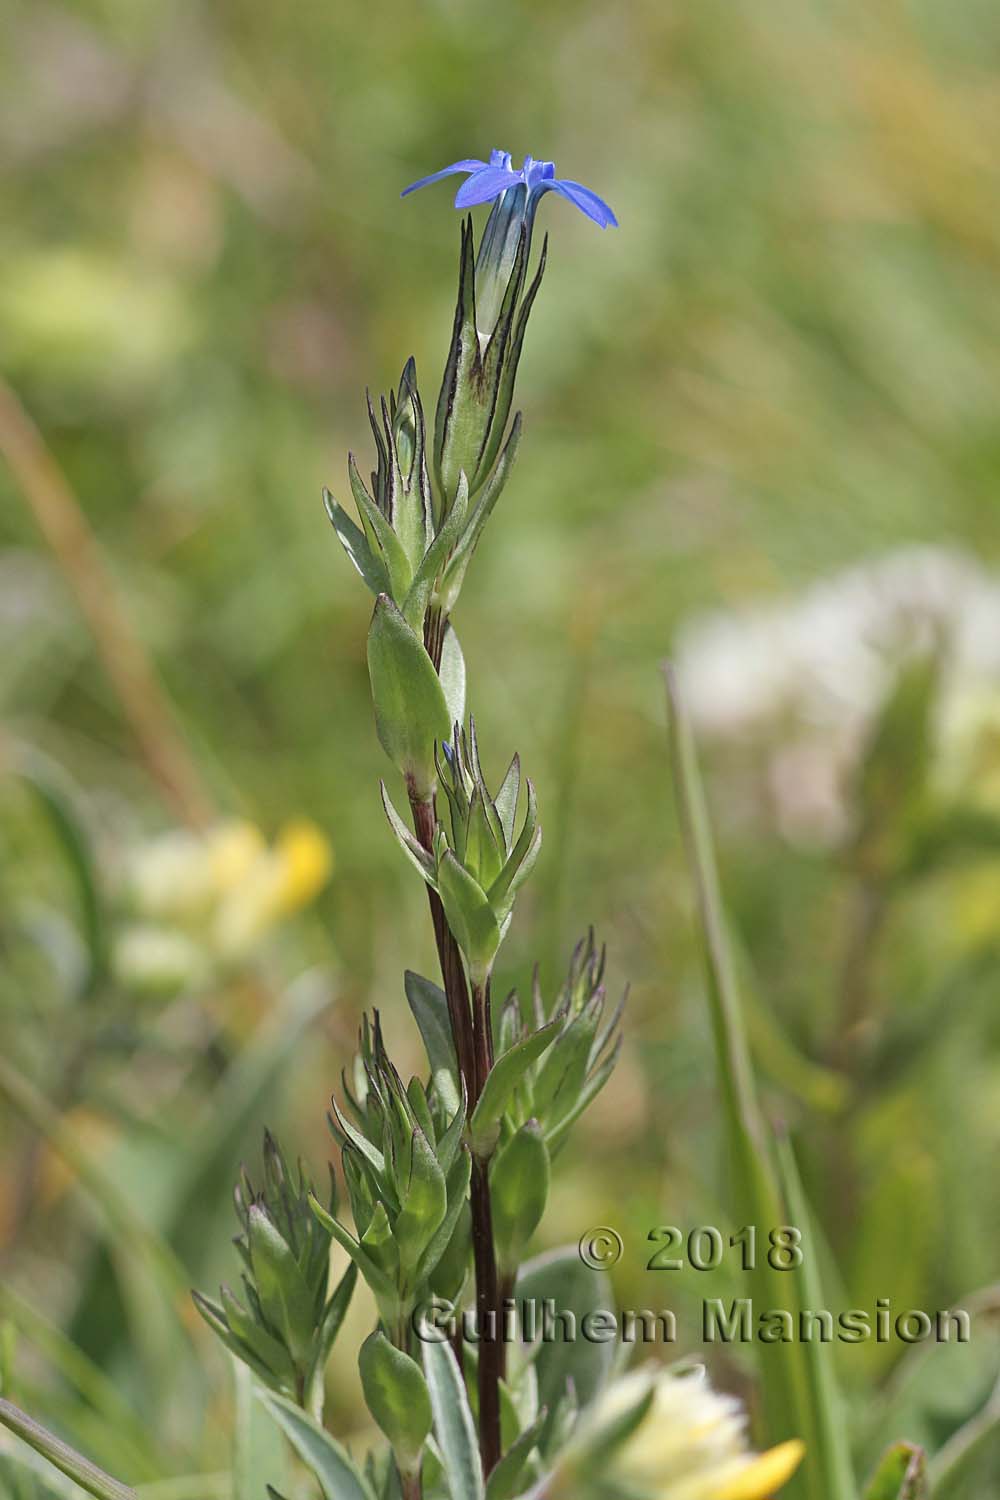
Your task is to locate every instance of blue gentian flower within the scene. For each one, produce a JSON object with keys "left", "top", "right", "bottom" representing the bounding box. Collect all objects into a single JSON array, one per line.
[
  {"left": 402, "top": 147, "right": 617, "bottom": 230},
  {"left": 404, "top": 148, "right": 615, "bottom": 341}
]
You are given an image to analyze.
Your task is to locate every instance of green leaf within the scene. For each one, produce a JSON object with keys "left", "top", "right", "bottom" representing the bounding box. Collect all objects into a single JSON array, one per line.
[
  {"left": 515, "top": 1249, "right": 614, "bottom": 1452},
  {"left": 401, "top": 474, "right": 469, "bottom": 632},
  {"left": 349, "top": 456, "right": 414, "bottom": 604},
  {"left": 483, "top": 1410, "right": 547, "bottom": 1500},
  {"left": 465, "top": 785, "right": 505, "bottom": 892},
  {"left": 0, "top": 1397, "right": 135, "bottom": 1500},
  {"left": 490, "top": 1122, "right": 549, "bottom": 1271},
  {"left": 323, "top": 489, "right": 389, "bottom": 598},
  {"left": 380, "top": 784, "right": 437, "bottom": 888},
  {"left": 247, "top": 1207, "right": 315, "bottom": 1366},
  {"left": 469, "top": 1021, "right": 561, "bottom": 1158},
  {"left": 256, "top": 1390, "right": 376, "bottom": 1500},
  {"left": 394, "top": 1129, "right": 448, "bottom": 1274},
  {"left": 436, "top": 852, "right": 501, "bottom": 983},
  {"left": 440, "top": 418, "right": 521, "bottom": 613},
  {"left": 478, "top": 244, "right": 545, "bottom": 481},
  {"left": 404, "top": 972, "right": 460, "bottom": 1117},
  {"left": 434, "top": 217, "right": 481, "bottom": 508},
  {"left": 304, "top": 1262, "right": 358, "bottom": 1421},
  {"left": 367, "top": 596, "right": 451, "bottom": 797},
  {"left": 493, "top": 755, "right": 520, "bottom": 850},
  {"left": 422, "top": 1335, "right": 484, "bottom": 1500},
  {"left": 359, "top": 1332, "right": 432, "bottom": 1471},
  {"left": 664, "top": 666, "right": 830, "bottom": 1500},
  {"left": 232, "top": 1357, "right": 288, "bottom": 1500},
  {"left": 219, "top": 1284, "right": 295, "bottom": 1384},
  {"left": 438, "top": 624, "right": 467, "bottom": 730},
  {"left": 863, "top": 1444, "right": 927, "bottom": 1499},
  {"left": 418, "top": 1148, "right": 472, "bottom": 1286},
  {"left": 308, "top": 1198, "right": 398, "bottom": 1313}
]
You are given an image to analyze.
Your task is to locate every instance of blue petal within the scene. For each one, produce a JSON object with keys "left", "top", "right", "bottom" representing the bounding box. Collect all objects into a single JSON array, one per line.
[
  {"left": 545, "top": 178, "right": 618, "bottom": 228},
  {"left": 401, "top": 159, "right": 488, "bottom": 198},
  {"left": 454, "top": 164, "right": 524, "bottom": 208}
]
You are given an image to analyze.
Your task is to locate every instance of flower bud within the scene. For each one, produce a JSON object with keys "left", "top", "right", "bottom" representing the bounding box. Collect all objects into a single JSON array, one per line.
[
  {"left": 381, "top": 718, "right": 541, "bottom": 984},
  {"left": 192, "top": 1135, "right": 355, "bottom": 1414}
]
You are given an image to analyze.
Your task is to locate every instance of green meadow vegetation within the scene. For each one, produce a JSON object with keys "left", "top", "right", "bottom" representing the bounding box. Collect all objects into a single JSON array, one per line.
[{"left": 2, "top": 0, "right": 1000, "bottom": 1495}]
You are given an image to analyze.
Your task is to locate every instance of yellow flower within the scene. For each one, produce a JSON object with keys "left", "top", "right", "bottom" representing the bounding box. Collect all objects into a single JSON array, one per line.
[
  {"left": 212, "top": 820, "right": 333, "bottom": 958},
  {"left": 556, "top": 1365, "right": 804, "bottom": 1500},
  {"left": 122, "top": 818, "right": 333, "bottom": 976}
]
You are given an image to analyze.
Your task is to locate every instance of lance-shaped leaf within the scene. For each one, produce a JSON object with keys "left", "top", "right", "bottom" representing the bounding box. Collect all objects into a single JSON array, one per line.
[
  {"left": 493, "top": 753, "right": 521, "bottom": 849},
  {"left": 308, "top": 1196, "right": 398, "bottom": 1315},
  {"left": 469, "top": 1020, "right": 561, "bottom": 1158},
  {"left": 439, "top": 623, "right": 467, "bottom": 728},
  {"left": 419, "top": 1147, "right": 472, "bottom": 1285},
  {"left": 304, "top": 1261, "right": 358, "bottom": 1418},
  {"left": 439, "top": 417, "right": 522, "bottom": 613},
  {"left": 401, "top": 472, "right": 469, "bottom": 631},
  {"left": 434, "top": 217, "right": 482, "bottom": 510},
  {"left": 247, "top": 1205, "right": 316, "bottom": 1366},
  {"left": 477, "top": 241, "right": 546, "bottom": 482},
  {"left": 484, "top": 1409, "right": 548, "bottom": 1500},
  {"left": 323, "top": 489, "right": 389, "bottom": 598},
  {"left": 422, "top": 1334, "right": 484, "bottom": 1500},
  {"left": 490, "top": 1120, "right": 549, "bottom": 1271},
  {"left": 394, "top": 1127, "right": 448, "bottom": 1274},
  {"left": 359, "top": 1332, "right": 432, "bottom": 1473},
  {"left": 367, "top": 595, "right": 451, "bottom": 798},
  {"left": 257, "top": 1390, "right": 376, "bottom": 1500},
  {"left": 220, "top": 1284, "right": 297, "bottom": 1385},
  {"left": 381, "top": 783, "right": 437, "bottom": 885},
  {"left": 349, "top": 456, "right": 414, "bottom": 602},
  {"left": 487, "top": 780, "right": 541, "bottom": 917},
  {"left": 436, "top": 850, "right": 501, "bottom": 984},
  {"left": 405, "top": 971, "right": 461, "bottom": 1116}
]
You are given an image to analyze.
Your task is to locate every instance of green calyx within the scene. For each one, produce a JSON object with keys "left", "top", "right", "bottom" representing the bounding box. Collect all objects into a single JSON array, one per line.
[
  {"left": 318, "top": 1012, "right": 470, "bottom": 1328},
  {"left": 192, "top": 1133, "right": 356, "bottom": 1414},
  {"left": 494, "top": 930, "right": 624, "bottom": 1157},
  {"left": 434, "top": 215, "right": 545, "bottom": 514},
  {"left": 381, "top": 718, "right": 541, "bottom": 984},
  {"left": 325, "top": 352, "right": 523, "bottom": 630}
]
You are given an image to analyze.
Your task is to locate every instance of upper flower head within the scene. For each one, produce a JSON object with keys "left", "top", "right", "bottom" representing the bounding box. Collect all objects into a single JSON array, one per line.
[{"left": 402, "top": 146, "right": 617, "bottom": 229}]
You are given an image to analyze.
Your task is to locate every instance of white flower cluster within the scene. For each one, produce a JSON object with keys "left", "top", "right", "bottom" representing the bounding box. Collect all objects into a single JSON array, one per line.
[{"left": 675, "top": 546, "right": 1000, "bottom": 845}]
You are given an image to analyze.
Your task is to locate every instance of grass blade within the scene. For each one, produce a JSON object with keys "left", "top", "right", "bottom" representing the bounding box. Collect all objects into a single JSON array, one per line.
[
  {"left": 0, "top": 1398, "right": 136, "bottom": 1500},
  {"left": 664, "top": 665, "right": 849, "bottom": 1500}
]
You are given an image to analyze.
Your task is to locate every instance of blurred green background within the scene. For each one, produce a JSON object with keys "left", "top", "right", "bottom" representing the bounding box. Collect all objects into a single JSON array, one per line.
[{"left": 3, "top": 0, "right": 1000, "bottom": 1492}]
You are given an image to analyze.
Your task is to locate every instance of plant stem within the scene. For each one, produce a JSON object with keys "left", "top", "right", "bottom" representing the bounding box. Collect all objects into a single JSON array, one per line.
[
  {"left": 408, "top": 794, "right": 476, "bottom": 1090},
  {"left": 400, "top": 1469, "right": 422, "bottom": 1500},
  {"left": 470, "top": 1157, "right": 502, "bottom": 1476},
  {"left": 407, "top": 793, "right": 502, "bottom": 1476}
]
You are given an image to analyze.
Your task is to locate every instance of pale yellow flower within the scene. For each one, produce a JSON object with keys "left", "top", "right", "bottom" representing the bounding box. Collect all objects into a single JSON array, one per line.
[
  {"left": 554, "top": 1365, "right": 803, "bottom": 1500},
  {"left": 212, "top": 820, "right": 333, "bottom": 958},
  {"left": 121, "top": 818, "right": 333, "bottom": 982}
]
